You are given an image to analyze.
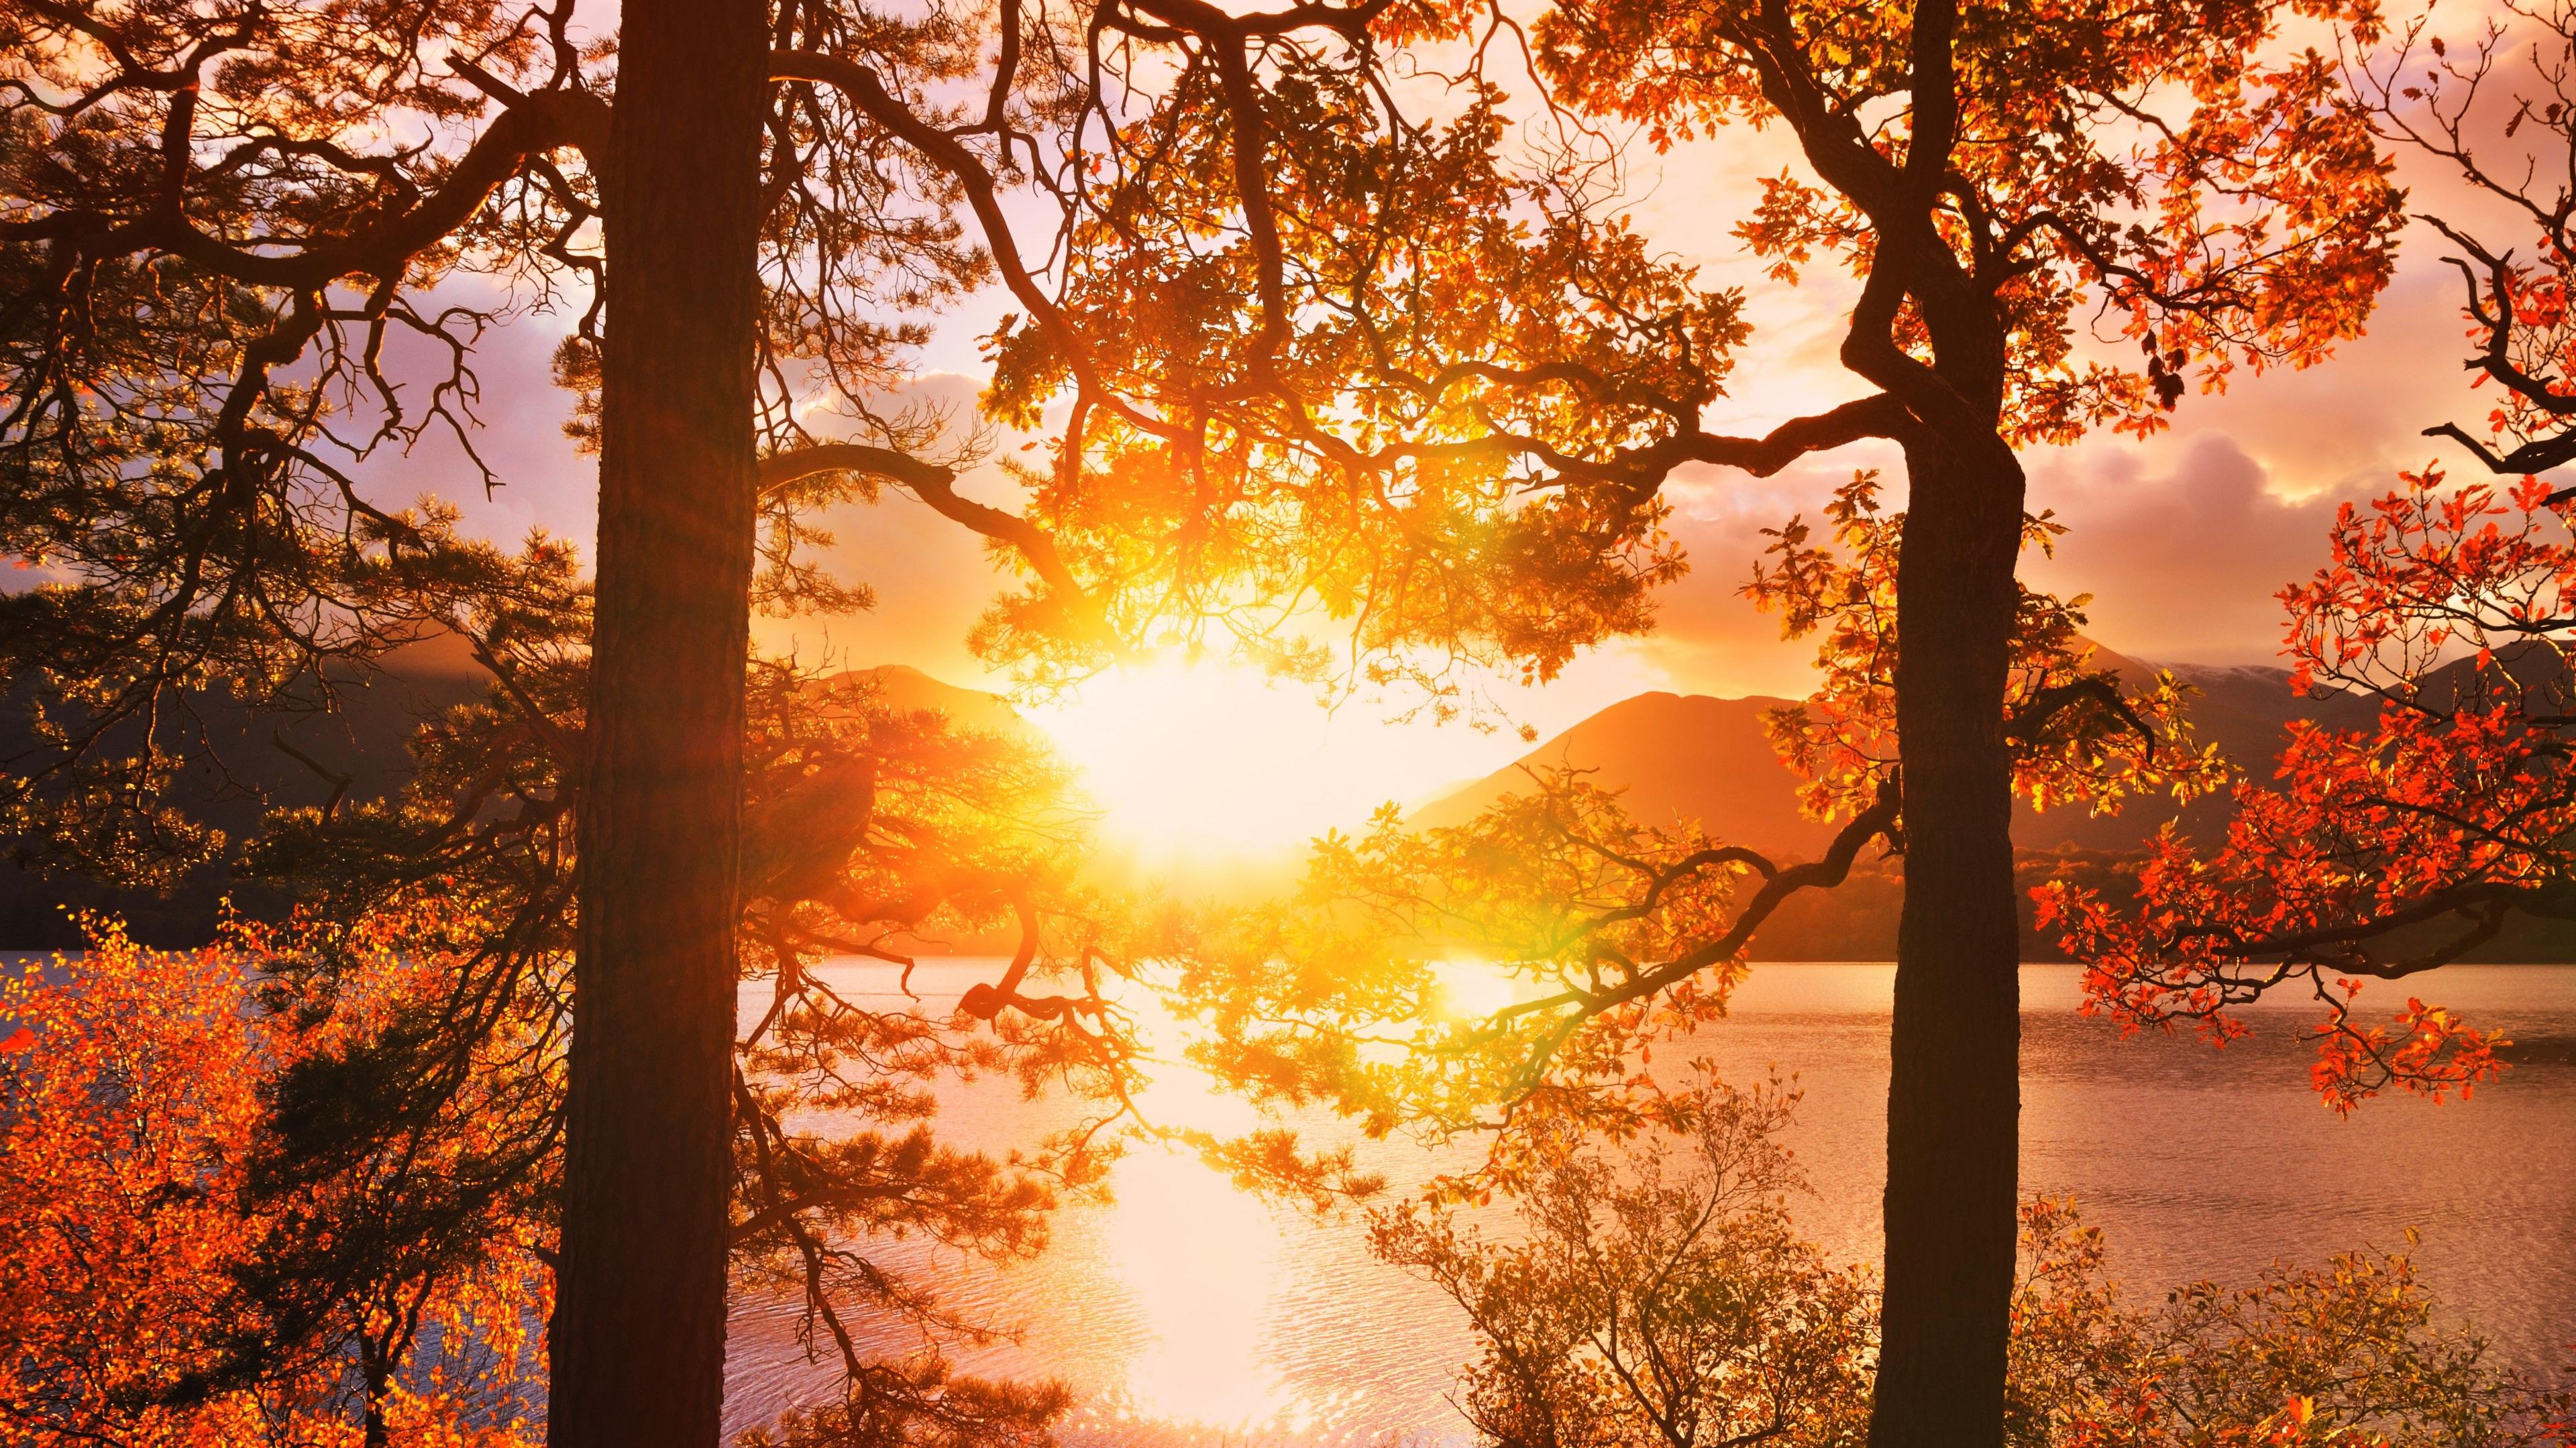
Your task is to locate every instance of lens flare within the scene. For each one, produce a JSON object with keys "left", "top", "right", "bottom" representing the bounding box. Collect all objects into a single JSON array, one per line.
[{"left": 1433, "top": 956, "right": 1521, "bottom": 1020}]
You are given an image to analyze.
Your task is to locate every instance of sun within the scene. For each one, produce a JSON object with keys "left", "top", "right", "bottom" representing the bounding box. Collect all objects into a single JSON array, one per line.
[
  {"left": 1432, "top": 956, "right": 1521, "bottom": 1020},
  {"left": 1022, "top": 658, "right": 1327, "bottom": 857},
  {"left": 1027, "top": 657, "right": 1451, "bottom": 860},
  {"left": 1022, "top": 650, "right": 1672, "bottom": 861}
]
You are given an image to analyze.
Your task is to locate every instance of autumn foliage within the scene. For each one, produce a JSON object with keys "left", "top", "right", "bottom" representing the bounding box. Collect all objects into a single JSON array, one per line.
[
  {"left": 2043, "top": 467, "right": 2573, "bottom": 1111},
  {"left": 1383, "top": 1076, "right": 2576, "bottom": 1448},
  {"left": 5, "top": 0, "right": 2571, "bottom": 1434},
  {"left": 0, "top": 902, "right": 552, "bottom": 1447}
]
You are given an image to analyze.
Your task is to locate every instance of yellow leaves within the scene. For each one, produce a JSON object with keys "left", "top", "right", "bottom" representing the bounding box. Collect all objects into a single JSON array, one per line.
[{"left": 0, "top": 901, "right": 557, "bottom": 1446}]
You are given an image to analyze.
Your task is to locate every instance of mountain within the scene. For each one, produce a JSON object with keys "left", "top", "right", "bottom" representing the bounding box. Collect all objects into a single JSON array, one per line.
[
  {"left": 1414, "top": 639, "right": 2383, "bottom": 854},
  {"left": 10, "top": 649, "right": 2562, "bottom": 962},
  {"left": 1411, "top": 689, "right": 1841, "bottom": 852},
  {"left": 0, "top": 657, "right": 1048, "bottom": 948},
  {"left": 1407, "top": 643, "right": 2571, "bottom": 961},
  {"left": 2008, "top": 641, "right": 2379, "bottom": 850},
  {"left": 849, "top": 664, "right": 1037, "bottom": 742},
  {"left": 1, "top": 636, "right": 494, "bottom": 946}
]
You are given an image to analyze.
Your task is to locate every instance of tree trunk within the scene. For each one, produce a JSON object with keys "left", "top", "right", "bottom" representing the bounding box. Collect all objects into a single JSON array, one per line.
[
  {"left": 1867, "top": 437, "right": 2027, "bottom": 1448},
  {"left": 548, "top": 0, "right": 769, "bottom": 1441}
]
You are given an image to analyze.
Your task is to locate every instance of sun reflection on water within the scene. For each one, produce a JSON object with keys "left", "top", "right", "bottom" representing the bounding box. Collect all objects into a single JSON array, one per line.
[
  {"left": 1099, "top": 1143, "right": 1305, "bottom": 1432},
  {"left": 1093, "top": 1028, "right": 1313, "bottom": 1431},
  {"left": 735, "top": 961, "right": 1433, "bottom": 1444}
]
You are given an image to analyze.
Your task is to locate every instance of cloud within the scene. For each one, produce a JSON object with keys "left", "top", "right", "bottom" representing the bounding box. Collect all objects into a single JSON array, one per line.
[
  {"left": 2018, "top": 257, "right": 2554, "bottom": 667},
  {"left": 2023, "top": 435, "right": 2355, "bottom": 665},
  {"left": 335, "top": 275, "right": 598, "bottom": 551},
  {"left": 1612, "top": 245, "right": 2559, "bottom": 688},
  {"left": 1627, "top": 453, "right": 1888, "bottom": 699}
]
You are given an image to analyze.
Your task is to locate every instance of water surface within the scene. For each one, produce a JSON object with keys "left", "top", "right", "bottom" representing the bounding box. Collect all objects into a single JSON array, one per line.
[{"left": 726, "top": 961, "right": 2576, "bottom": 1445}]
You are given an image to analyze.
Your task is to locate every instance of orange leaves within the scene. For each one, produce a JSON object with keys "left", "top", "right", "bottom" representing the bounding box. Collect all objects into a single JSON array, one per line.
[
  {"left": 0, "top": 902, "right": 554, "bottom": 1447},
  {"left": 1535, "top": 0, "right": 2404, "bottom": 448},
  {"left": 1163, "top": 765, "right": 1783, "bottom": 1196},
  {"left": 2049, "top": 464, "right": 2571, "bottom": 1113},
  {"left": 1744, "top": 471, "right": 2224, "bottom": 828},
  {"left": 2307, "top": 995, "right": 2510, "bottom": 1114}
]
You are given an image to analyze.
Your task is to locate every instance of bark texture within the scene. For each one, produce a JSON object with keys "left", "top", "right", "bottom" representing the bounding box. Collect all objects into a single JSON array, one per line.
[
  {"left": 548, "top": 0, "right": 770, "bottom": 1439},
  {"left": 1867, "top": 438, "right": 2028, "bottom": 1448}
]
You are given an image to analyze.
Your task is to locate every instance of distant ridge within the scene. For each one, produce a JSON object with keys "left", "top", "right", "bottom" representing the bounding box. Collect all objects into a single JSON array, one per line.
[
  {"left": 1411, "top": 689, "right": 1841, "bottom": 854},
  {"left": 1402, "top": 642, "right": 2569, "bottom": 960},
  {"left": 1, "top": 639, "right": 493, "bottom": 946},
  {"left": 1410, "top": 638, "right": 2384, "bottom": 856},
  {"left": 843, "top": 664, "right": 1036, "bottom": 742},
  {"left": 0, "top": 658, "right": 1040, "bottom": 948},
  {"left": 9, "top": 650, "right": 2563, "bottom": 962}
]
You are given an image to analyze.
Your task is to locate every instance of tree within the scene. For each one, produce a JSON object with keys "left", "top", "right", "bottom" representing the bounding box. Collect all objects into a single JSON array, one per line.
[
  {"left": 236, "top": 610, "right": 1144, "bottom": 1440},
  {"left": 3, "top": 3, "right": 765, "bottom": 1433},
  {"left": 2040, "top": 470, "right": 2570, "bottom": 1107},
  {"left": 2043, "top": 3, "right": 2576, "bottom": 1115},
  {"left": 970, "top": 0, "right": 2408, "bottom": 1436},
  {"left": 0, "top": 904, "right": 555, "bottom": 1447},
  {"left": 3, "top": 0, "right": 1449, "bottom": 1433},
  {"left": 0, "top": 0, "right": 2416, "bottom": 1439},
  {"left": 1380, "top": 1076, "right": 2575, "bottom": 1448},
  {"left": 1153, "top": 482, "right": 2224, "bottom": 1316},
  {"left": 3, "top": 660, "right": 1132, "bottom": 1447},
  {"left": 1522, "top": 9, "right": 2403, "bottom": 1439},
  {"left": 548, "top": 0, "right": 771, "bottom": 1436},
  {"left": 1370, "top": 1078, "right": 1878, "bottom": 1448}
]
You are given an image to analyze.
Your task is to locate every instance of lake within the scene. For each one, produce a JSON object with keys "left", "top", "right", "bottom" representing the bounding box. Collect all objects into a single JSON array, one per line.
[{"left": 724, "top": 960, "right": 2576, "bottom": 1445}]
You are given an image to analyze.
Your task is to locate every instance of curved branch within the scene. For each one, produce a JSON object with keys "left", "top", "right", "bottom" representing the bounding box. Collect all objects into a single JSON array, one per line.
[
  {"left": 1483, "top": 776, "right": 1903, "bottom": 1091},
  {"left": 757, "top": 445, "right": 1116, "bottom": 647},
  {"left": 2004, "top": 676, "right": 2155, "bottom": 761},
  {"left": 5, "top": 87, "right": 609, "bottom": 289}
]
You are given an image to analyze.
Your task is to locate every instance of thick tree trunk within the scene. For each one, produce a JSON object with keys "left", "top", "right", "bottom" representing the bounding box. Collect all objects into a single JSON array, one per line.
[
  {"left": 547, "top": 0, "right": 769, "bottom": 1442},
  {"left": 1866, "top": 438, "right": 2027, "bottom": 1448}
]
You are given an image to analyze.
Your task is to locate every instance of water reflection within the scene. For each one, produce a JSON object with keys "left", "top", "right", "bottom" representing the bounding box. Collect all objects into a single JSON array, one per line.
[
  {"left": 725, "top": 960, "right": 2576, "bottom": 1447},
  {"left": 1101, "top": 1146, "right": 1299, "bottom": 1431}
]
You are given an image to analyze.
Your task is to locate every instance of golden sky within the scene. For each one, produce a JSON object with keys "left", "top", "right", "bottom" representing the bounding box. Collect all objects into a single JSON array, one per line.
[{"left": 359, "top": 32, "right": 2557, "bottom": 854}]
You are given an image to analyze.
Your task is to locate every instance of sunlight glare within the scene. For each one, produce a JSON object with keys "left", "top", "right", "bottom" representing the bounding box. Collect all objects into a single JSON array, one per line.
[
  {"left": 1100, "top": 1119, "right": 1303, "bottom": 1431},
  {"left": 1433, "top": 956, "right": 1521, "bottom": 1021},
  {"left": 1027, "top": 658, "right": 1364, "bottom": 858},
  {"left": 1022, "top": 649, "right": 1684, "bottom": 860}
]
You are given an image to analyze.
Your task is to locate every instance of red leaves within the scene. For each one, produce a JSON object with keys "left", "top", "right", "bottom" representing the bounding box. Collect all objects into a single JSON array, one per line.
[
  {"left": 0, "top": 901, "right": 555, "bottom": 1444},
  {"left": 2049, "top": 465, "right": 2571, "bottom": 1111},
  {"left": 2309, "top": 997, "right": 2508, "bottom": 1111}
]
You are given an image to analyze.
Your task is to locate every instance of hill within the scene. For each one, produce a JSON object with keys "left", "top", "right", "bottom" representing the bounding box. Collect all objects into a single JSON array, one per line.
[
  {"left": 847, "top": 665, "right": 1038, "bottom": 742},
  {"left": 1, "top": 635, "right": 494, "bottom": 946},
  {"left": 1408, "top": 643, "right": 2570, "bottom": 961},
  {"left": 9, "top": 651, "right": 2563, "bottom": 962},
  {"left": 1411, "top": 689, "right": 1840, "bottom": 850},
  {"left": 0, "top": 658, "right": 1049, "bottom": 948},
  {"left": 1413, "top": 640, "right": 2379, "bottom": 853}
]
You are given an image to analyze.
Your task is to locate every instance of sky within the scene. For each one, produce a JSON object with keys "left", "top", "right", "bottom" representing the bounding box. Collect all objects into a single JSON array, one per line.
[{"left": 348, "top": 31, "right": 2565, "bottom": 854}]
